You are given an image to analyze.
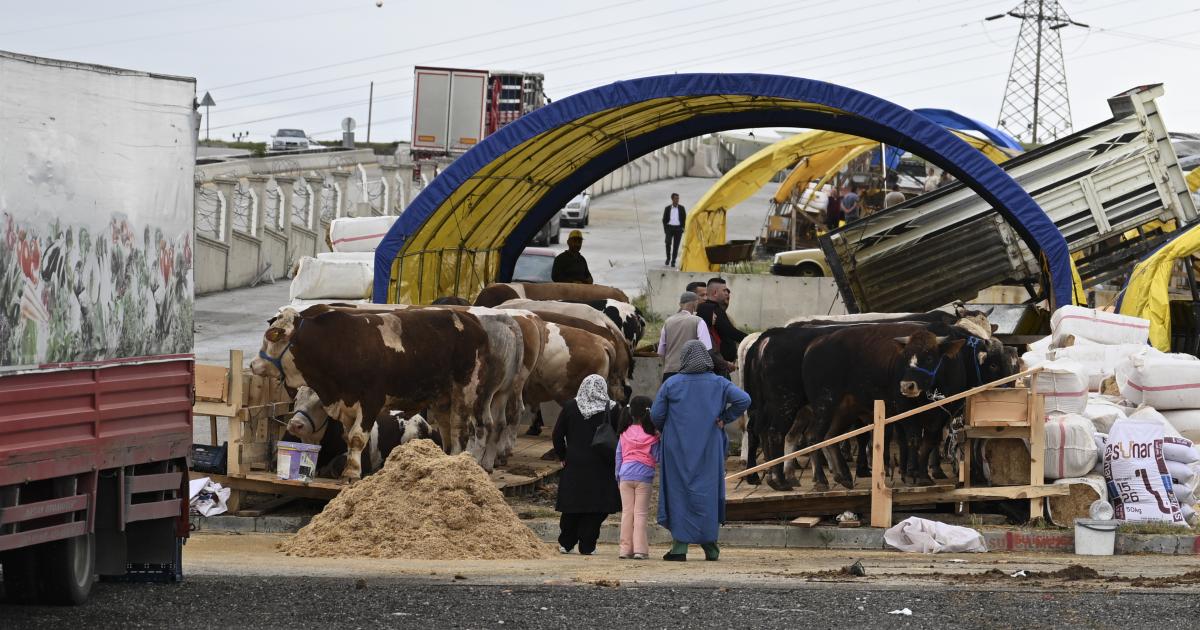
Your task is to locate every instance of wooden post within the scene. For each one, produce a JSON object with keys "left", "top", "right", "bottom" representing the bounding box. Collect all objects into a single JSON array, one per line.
[
  {"left": 870, "top": 400, "right": 892, "bottom": 529},
  {"left": 957, "top": 432, "right": 973, "bottom": 516},
  {"left": 1027, "top": 382, "right": 1046, "bottom": 521}
]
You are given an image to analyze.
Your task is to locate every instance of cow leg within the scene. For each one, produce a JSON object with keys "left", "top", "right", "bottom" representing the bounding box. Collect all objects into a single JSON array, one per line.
[
  {"left": 338, "top": 403, "right": 371, "bottom": 483},
  {"left": 855, "top": 433, "right": 871, "bottom": 479},
  {"left": 744, "top": 415, "right": 762, "bottom": 486},
  {"left": 804, "top": 406, "right": 833, "bottom": 493},
  {"left": 822, "top": 415, "right": 855, "bottom": 490},
  {"left": 781, "top": 410, "right": 810, "bottom": 484},
  {"left": 525, "top": 407, "right": 544, "bottom": 436}
]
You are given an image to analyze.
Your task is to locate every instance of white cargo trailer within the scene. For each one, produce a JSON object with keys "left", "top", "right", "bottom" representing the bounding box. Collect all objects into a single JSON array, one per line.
[{"left": 411, "top": 66, "right": 487, "bottom": 157}]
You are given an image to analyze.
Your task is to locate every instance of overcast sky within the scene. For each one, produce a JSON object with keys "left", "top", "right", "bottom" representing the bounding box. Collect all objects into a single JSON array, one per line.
[{"left": 4, "top": 0, "right": 1198, "bottom": 143}]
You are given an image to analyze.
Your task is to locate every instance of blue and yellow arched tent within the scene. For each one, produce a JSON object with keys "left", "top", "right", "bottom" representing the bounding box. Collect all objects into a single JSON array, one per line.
[{"left": 373, "top": 73, "right": 1074, "bottom": 309}]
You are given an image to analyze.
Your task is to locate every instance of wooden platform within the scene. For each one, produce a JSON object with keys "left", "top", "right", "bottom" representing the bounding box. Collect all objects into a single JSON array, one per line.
[
  {"left": 190, "top": 434, "right": 561, "bottom": 504},
  {"left": 724, "top": 464, "right": 1069, "bottom": 522}
]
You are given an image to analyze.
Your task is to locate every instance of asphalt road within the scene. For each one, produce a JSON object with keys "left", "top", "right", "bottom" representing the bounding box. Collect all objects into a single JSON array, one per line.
[{"left": 3, "top": 576, "right": 1196, "bottom": 629}]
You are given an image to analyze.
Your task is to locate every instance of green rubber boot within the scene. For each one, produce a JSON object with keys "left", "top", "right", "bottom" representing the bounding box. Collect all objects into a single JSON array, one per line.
[
  {"left": 663, "top": 541, "right": 688, "bottom": 561},
  {"left": 700, "top": 542, "right": 720, "bottom": 561}
]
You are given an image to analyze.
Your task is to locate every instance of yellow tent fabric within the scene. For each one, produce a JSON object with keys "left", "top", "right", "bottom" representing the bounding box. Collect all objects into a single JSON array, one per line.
[
  {"left": 1187, "top": 166, "right": 1200, "bottom": 193},
  {"left": 1119, "top": 223, "right": 1200, "bottom": 350},
  {"left": 680, "top": 130, "right": 1019, "bottom": 272}
]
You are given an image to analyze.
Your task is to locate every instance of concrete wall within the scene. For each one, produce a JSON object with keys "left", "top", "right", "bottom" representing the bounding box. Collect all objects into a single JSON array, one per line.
[
  {"left": 194, "top": 150, "right": 414, "bottom": 295},
  {"left": 586, "top": 138, "right": 701, "bottom": 197},
  {"left": 644, "top": 269, "right": 847, "bottom": 330}
]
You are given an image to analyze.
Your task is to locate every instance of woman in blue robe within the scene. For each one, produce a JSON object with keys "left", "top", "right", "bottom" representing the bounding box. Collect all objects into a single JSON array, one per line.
[{"left": 651, "top": 340, "right": 751, "bottom": 561}]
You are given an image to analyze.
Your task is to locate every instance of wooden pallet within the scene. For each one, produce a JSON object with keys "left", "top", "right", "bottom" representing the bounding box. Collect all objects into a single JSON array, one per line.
[{"left": 189, "top": 432, "right": 562, "bottom": 507}]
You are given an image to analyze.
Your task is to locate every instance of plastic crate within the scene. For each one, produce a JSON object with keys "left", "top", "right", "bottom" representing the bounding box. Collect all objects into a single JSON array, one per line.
[{"left": 190, "top": 443, "right": 227, "bottom": 474}]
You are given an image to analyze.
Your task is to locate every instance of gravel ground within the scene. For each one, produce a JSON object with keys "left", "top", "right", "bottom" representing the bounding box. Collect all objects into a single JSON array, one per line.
[{"left": 3, "top": 576, "right": 1198, "bottom": 629}]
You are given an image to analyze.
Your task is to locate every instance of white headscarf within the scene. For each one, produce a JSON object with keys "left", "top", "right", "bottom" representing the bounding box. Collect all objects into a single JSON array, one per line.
[{"left": 575, "top": 373, "right": 614, "bottom": 418}]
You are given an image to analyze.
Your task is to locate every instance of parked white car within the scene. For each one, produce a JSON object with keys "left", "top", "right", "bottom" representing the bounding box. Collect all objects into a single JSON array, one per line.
[
  {"left": 269, "top": 128, "right": 313, "bottom": 152},
  {"left": 559, "top": 192, "right": 590, "bottom": 227}
]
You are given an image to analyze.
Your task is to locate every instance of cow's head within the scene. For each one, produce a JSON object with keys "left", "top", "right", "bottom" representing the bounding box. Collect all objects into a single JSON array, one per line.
[
  {"left": 895, "top": 331, "right": 966, "bottom": 398},
  {"left": 287, "top": 386, "right": 330, "bottom": 443},
  {"left": 250, "top": 308, "right": 305, "bottom": 387}
]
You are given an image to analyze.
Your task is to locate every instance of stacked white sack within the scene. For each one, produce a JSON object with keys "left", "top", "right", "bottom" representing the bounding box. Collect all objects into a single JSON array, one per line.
[
  {"left": 329, "top": 216, "right": 397, "bottom": 253},
  {"left": 1116, "top": 349, "right": 1200, "bottom": 410},
  {"left": 1050, "top": 306, "right": 1150, "bottom": 347},
  {"left": 1051, "top": 344, "right": 1151, "bottom": 391},
  {"left": 317, "top": 251, "right": 375, "bottom": 262},
  {"left": 1162, "top": 410, "right": 1200, "bottom": 443},
  {"left": 1044, "top": 413, "right": 1100, "bottom": 480},
  {"left": 1083, "top": 396, "right": 1127, "bottom": 433},
  {"left": 1124, "top": 407, "right": 1199, "bottom": 514},
  {"left": 289, "top": 256, "right": 373, "bottom": 300},
  {"left": 1033, "top": 358, "right": 1088, "bottom": 414}
]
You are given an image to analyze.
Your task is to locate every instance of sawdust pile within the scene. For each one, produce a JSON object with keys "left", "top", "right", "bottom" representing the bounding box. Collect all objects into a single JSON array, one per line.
[{"left": 280, "top": 439, "right": 552, "bottom": 560}]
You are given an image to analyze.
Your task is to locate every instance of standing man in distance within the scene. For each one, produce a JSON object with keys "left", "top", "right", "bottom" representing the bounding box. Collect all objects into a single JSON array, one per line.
[
  {"left": 662, "top": 193, "right": 686, "bottom": 267},
  {"left": 842, "top": 184, "right": 861, "bottom": 223},
  {"left": 884, "top": 182, "right": 906, "bottom": 208},
  {"left": 695, "top": 277, "right": 745, "bottom": 372},
  {"left": 551, "top": 230, "right": 593, "bottom": 284},
  {"left": 658, "top": 291, "right": 712, "bottom": 382},
  {"left": 685, "top": 281, "right": 707, "bottom": 302}
]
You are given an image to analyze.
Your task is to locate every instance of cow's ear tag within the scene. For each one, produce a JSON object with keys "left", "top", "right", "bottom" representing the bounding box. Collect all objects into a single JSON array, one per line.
[{"left": 265, "top": 328, "right": 286, "bottom": 342}]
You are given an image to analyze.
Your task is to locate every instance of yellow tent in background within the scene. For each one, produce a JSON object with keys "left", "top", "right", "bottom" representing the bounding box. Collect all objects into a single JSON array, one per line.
[
  {"left": 678, "top": 130, "right": 1019, "bottom": 272},
  {"left": 1187, "top": 166, "right": 1200, "bottom": 193},
  {"left": 1119, "top": 223, "right": 1200, "bottom": 350}
]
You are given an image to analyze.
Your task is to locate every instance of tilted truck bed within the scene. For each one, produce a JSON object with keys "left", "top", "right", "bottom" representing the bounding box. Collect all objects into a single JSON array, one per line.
[{"left": 821, "top": 84, "right": 1196, "bottom": 313}]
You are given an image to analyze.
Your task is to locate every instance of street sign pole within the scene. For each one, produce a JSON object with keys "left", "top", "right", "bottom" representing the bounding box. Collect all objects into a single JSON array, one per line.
[{"left": 199, "top": 92, "right": 216, "bottom": 142}]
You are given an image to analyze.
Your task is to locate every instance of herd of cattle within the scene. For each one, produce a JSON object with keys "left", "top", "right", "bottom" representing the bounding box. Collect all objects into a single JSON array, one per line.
[
  {"left": 250, "top": 280, "right": 1020, "bottom": 494},
  {"left": 248, "top": 282, "right": 646, "bottom": 481},
  {"left": 737, "top": 305, "right": 1018, "bottom": 492}
]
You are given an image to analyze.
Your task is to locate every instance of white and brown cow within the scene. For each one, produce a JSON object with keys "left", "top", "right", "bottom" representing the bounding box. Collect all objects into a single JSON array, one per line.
[
  {"left": 523, "top": 321, "right": 617, "bottom": 418},
  {"left": 473, "top": 282, "right": 629, "bottom": 308},
  {"left": 250, "top": 305, "right": 495, "bottom": 481}
]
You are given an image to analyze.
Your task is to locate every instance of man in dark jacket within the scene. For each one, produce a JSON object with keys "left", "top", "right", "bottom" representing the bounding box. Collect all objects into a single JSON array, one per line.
[
  {"left": 695, "top": 277, "right": 745, "bottom": 368},
  {"left": 662, "top": 193, "right": 686, "bottom": 267},
  {"left": 551, "top": 230, "right": 593, "bottom": 284}
]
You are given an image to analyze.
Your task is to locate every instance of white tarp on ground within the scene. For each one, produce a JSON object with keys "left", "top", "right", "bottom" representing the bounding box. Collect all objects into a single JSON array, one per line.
[
  {"left": 329, "top": 216, "right": 397, "bottom": 253},
  {"left": 883, "top": 516, "right": 988, "bottom": 553},
  {"left": 188, "top": 477, "right": 230, "bottom": 517},
  {"left": 289, "top": 256, "right": 373, "bottom": 300}
]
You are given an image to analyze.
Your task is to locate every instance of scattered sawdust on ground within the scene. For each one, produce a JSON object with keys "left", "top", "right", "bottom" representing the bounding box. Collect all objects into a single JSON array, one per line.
[
  {"left": 1126, "top": 571, "right": 1200, "bottom": 588},
  {"left": 279, "top": 440, "right": 552, "bottom": 560},
  {"left": 504, "top": 464, "right": 538, "bottom": 477}
]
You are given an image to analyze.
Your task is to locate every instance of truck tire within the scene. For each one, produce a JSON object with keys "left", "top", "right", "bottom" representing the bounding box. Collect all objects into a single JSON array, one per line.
[
  {"left": 0, "top": 547, "right": 40, "bottom": 604},
  {"left": 38, "top": 533, "right": 95, "bottom": 605}
]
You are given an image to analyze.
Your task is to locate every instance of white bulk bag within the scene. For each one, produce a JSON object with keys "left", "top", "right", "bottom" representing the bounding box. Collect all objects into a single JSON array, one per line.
[
  {"left": 329, "top": 216, "right": 397, "bottom": 253},
  {"left": 1091, "top": 433, "right": 1107, "bottom": 476},
  {"left": 1047, "top": 475, "right": 1108, "bottom": 525},
  {"left": 289, "top": 256, "right": 373, "bottom": 300},
  {"left": 1162, "top": 436, "right": 1200, "bottom": 464},
  {"left": 1027, "top": 336, "right": 1052, "bottom": 354},
  {"left": 1167, "top": 459, "right": 1198, "bottom": 487},
  {"left": 1021, "top": 351, "right": 1048, "bottom": 371},
  {"left": 1083, "top": 397, "right": 1127, "bottom": 434},
  {"left": 1161, "top": 409, "right": 1200, "bottom": 443},
  {"left": 1104, "top": 418, "right": 1185, "bottom": 524},
  {"left": 1044, "top": 413, "right": 1100, "bottom": 480},
  {"left": 1116, "top": 350, "right": 1200, "bottom": 410},
  {"left": 1051, "top": 305, "right": 1150, "bottom": 347},
  {"left": 1033, "top": 358, "right": 1088, "bottom": 414},
  {"left": 317, "top": 251, "right": 375, "bottom": 262},
  {"left": 1051, "top": 344, "right": 1152, "bottom": 391},
  {"left": 1127, "top": 406, "right": 1184, "bottom": 439}
]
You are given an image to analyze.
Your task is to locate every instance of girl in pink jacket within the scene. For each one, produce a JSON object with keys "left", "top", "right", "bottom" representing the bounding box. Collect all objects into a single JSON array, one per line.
[{"left": 615, "top": 396, "right": 660, "bottom": 560}]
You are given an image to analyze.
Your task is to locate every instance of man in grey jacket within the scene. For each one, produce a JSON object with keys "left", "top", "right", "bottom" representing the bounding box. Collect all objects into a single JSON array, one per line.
[{"left": 658, "top": 291, "right": 712, "bottom": 382}]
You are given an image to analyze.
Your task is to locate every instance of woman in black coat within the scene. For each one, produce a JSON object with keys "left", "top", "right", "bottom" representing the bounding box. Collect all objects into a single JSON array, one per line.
[{"left": 552, "top": 374, "right": 622, "bottom": 555}]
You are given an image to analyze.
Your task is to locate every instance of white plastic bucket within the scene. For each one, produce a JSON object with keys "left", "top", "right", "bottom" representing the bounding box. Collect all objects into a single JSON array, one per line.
[{"left": 1073, "top": 518, "right": 1119, "bottom": 555}]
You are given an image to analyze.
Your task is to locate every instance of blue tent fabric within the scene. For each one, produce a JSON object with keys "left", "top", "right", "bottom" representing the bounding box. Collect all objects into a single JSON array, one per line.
[
  {"left": 914, "top": 108, "right": 1025, "bottom": 153},
  {"left": 374, "top": 73, "right": 1074, "bottom": 309}
]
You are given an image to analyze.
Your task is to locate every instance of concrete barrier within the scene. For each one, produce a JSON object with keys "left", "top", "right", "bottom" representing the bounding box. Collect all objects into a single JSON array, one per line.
[{"left": 644, "top": 269, "right": 846, "bottom": 330}]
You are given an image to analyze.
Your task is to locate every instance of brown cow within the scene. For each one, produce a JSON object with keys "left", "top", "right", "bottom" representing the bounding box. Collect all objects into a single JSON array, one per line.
[
  {"left": 473, "top": 282, "right": 629, "bottom": 308},
  {"left": 524, "top": 322, "right": 617, "bottom": 421},
  {"left": 249, "top": 305, "right": 494, "bottom": 481}
]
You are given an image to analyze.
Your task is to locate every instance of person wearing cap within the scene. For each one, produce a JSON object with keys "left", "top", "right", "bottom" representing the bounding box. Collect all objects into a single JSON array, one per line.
[
  {"left": 657, "top": 291, "right": 712, "bottom": 383},
  {"left": 551, "top": 230, "right": 593, "bottom": 284}
]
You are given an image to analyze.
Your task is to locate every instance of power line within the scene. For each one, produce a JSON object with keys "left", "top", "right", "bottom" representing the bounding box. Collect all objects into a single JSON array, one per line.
[
  {"left": 201, "top": 0, "right": 645, "bottom": 92},
  {"left": 0, "top": 0, "right": 232, "bottom": 36}
]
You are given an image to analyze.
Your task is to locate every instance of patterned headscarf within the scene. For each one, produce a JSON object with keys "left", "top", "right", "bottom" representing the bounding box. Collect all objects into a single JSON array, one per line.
[
  {"left": 678, "top": 339, "right": 714, "bottom": 374},
  {"left": 575, "top": 373, "right": 614, "bottom": 418}
]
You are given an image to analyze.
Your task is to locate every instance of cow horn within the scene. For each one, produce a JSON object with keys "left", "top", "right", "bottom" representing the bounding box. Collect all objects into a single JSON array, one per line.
[
  {"left": 983, "top": 306, "right": 995, "bottom": 316},
  {"left": 893, "top": 336, "right": 911, "bottom": 345},
  {"left": 935, "top": 336, "right": 949, "bottom": 344}
]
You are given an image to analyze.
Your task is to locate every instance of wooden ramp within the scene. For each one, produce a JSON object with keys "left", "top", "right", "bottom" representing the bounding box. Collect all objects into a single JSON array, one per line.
[
  {"left": 724, "top": 469, "right": 956, "bottom": 521},
  {"left": 189, "top": 435, "right": 562, "bottom": 507}
]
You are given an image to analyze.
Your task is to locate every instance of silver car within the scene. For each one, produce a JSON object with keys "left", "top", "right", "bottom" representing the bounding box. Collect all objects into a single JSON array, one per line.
[{"left": 559, "top": 192, "right": 590, "bottom": 227}]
